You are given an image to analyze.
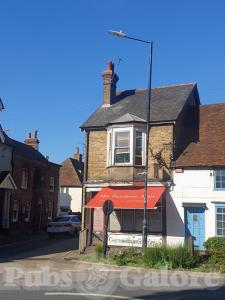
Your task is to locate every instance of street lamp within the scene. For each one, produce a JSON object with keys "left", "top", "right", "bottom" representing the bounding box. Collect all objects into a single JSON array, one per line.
[{"left": 108, "top": 30, "right": 153, "bottom": 249}]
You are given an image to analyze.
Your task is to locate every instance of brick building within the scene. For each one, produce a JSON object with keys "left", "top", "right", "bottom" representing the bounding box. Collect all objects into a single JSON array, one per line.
[
  {"left": 59, "top": 147, "right": 83, "bottom": 215},
  {"left": 0, "top": 131, "right": 60, "bottom": 235},
  {"left": 80, "top": 61, "right": 200, "bottom": 247}
]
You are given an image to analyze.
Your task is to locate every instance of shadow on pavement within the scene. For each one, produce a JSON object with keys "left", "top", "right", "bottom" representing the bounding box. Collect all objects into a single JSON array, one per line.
[{"left": 0, "top": 234, "right": 79, "bottom": 262}]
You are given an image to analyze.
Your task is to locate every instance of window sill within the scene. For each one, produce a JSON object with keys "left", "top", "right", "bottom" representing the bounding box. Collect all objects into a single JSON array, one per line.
[{"left": 107, "top": 165, "right": 145, "bottom": 168}]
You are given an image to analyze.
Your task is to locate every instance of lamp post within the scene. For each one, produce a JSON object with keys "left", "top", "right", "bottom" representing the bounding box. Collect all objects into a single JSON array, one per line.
[{"left": 108, "top": 30, "right": 153, "bottom": 249}]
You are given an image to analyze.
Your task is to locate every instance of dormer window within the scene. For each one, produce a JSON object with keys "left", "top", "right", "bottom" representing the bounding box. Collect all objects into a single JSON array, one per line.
[{"left": 107, "top": 126, "right": 146, "bottom": 166}]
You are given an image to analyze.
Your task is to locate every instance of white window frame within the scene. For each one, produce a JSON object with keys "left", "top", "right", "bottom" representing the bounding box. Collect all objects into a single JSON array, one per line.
[
  {"left": 214, "top": 170, "right": 225, "bottom": 190},
  {"left": 21, "top": 168, "right": 28, "bottom": 190},
  {"left": 107, "top": 126, "right": 146, "bottom": 166},
  {"left": 49, "top": 177, "right": 55, "bottom": 192}
]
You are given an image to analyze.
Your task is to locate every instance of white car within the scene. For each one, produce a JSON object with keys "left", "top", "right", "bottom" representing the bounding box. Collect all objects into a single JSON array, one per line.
[{"left": 47, "top": 215, "right": 81, "bottom": 237}]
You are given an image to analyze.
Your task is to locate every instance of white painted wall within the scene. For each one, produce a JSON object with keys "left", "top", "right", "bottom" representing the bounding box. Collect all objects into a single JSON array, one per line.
[
  {"left": 0, "top": 144, "right": 12, "bottom": 172},
  {"left": 59, "top": 187, "right": 82, "bottom": 213},
  {"left": 166, "top": 169, "right": 225, "bottom": 246}
]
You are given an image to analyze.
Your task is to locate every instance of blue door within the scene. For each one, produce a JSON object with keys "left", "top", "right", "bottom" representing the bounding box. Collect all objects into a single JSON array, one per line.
[{"left": 184, "top": 207, "right": 205, "bottom": 250}]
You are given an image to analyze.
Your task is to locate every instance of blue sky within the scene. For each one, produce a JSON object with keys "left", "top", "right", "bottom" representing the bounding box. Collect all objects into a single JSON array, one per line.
[{"left": 0, "top": 0, "right": 225, "bottom": 163}]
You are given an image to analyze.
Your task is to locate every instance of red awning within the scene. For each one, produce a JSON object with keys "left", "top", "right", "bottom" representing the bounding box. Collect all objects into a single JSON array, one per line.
[{"left": 85, "top": 186, "right": 166, "bottom": 209}]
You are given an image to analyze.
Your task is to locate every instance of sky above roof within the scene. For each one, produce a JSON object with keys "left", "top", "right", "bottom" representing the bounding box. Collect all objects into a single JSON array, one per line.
[{"left": 0, "top": 0, "right": 225, "bottom": 163}]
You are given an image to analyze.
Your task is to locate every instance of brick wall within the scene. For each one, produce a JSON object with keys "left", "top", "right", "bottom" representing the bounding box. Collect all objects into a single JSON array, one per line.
[
  {"left": 87, "top": 130, "right": 107, "bottom": 180},
  {"left": 10, "top": 155, "right": 60, "bottom": 234},
  {"left": 86, "top": 124, "right": 174, "bottom": 183}
]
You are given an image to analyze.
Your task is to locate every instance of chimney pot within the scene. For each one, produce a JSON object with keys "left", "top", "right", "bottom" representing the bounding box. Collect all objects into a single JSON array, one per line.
[
  {"left": 24, "top": 130, "right": 40, "bottom": 151},
  {"left": 74, "top": 146, "right": 82, "bottom": 162},
  {"left": 102, "top": 61, "right": 119, "bottom": 107}
]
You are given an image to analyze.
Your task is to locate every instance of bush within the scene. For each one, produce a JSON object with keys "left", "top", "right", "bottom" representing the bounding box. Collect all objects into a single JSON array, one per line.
[
  {"left": 167, "top": 246, "right": 199, "bottom": 269},
  {"left": 143, "top": 246, "right": 168, "bottom": 268},
  {"left": 95, "top": 243, "right": 103, "bottom": 260},
  {"left": 204, "top": 237, "right": 225, "bottom": 258},
  {"left": 109, "top": 247, "right": 142, "bottom": 266},
  {"left": 144, "top": 245, "right": 199, "bottom": 269}
]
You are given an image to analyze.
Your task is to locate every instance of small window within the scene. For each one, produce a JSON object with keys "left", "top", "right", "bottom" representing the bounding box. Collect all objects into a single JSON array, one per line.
[
  {"left": 49, "top": 177, "right": 55, "bottom": 192},
  {"left": 214, "top": 170, "right": 225, "bottom": 189},
  {"left": 12, "top": 200, "right": 19, "bottom": 222},
  {"left": 25, "top": 202, "right": 31, "bottom": 222},
  {"left": 216, "top": 206, "right": 225, "bottom": 236},
  {"left": 21, "top": 168, "right": 28, "bottom": 189},
  {"left": 135, "top": 131, "right": 144, "bottom": 165},
  {"left": 114, "top": 131, "right": 131, "bottom": 164}
]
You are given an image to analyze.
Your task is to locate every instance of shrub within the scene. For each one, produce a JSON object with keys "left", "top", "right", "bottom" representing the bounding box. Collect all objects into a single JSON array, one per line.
[
  {"left": 109, "top": 247, "right": 142, "bottom": 266},
  {"left": 95, "top": 243, "right": 103, "bottom": 260},
  {"left": 144, "top": 245, "right": 199, "bottom": 269},
  {"left": 167, "top": 246, "right": 199, "bottom": 269},
  {"left": 204, "top": 237, "right": 225, "bottom": 258},
  {"left": 143, "top": 246, "right": 169, "bottom": 268}
]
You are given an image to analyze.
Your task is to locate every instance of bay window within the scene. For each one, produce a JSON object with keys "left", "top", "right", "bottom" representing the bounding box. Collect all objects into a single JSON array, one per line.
[{"left": 107, "top": 127, "right": 146, "bottom": 166}]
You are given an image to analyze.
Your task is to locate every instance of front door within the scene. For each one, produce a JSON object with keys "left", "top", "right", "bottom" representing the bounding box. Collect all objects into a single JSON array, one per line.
[{"left": 184, "top": 207, "right": 205, "bottom": 250}]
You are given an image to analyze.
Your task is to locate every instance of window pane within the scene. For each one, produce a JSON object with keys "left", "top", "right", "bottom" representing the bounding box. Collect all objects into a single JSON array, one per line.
[
  {"left": 135, "top": 210, "right": 143, "bottom": 232},
  {"left": 148, "top": 211, "right": 162, "bottom": 232},
  {"left": 122, "top": 210, "right": 134, "bottom": 232},
  {"left": 115, "top": 153, "right": 130, "bottom": 163},
  {"left": 135, "top": 157, "right": 142, "bottom": 165},
  {"left": 217, "top": 208, "right": 223, "bottom": 213},
  {"left": 135, "top": 148, "right": 142, "bottom": 156},
  {"left": 216, "top": 182, "right": 221, "bottom": 189},
  {"left": 217, "top": 229, "right": 222, "bottom": 236},
  {"left": 217, "top": 221, "right": 222, "bottom": 228},
  {"left": 217, "top": 214, "right": 222, "bottom": 221},
  {"left": 115, "top": 132, "right": 130, "bottom": 147},
  {"left": 222, "top": 182, "right": 225, "bottom": 189}
]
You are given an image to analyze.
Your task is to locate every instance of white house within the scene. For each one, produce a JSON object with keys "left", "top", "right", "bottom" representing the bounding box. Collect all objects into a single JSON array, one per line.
[
  {"left": 59, "top": 148, "right": 83, "bottom": 214},
  {"left": 167, "top": 103, "right": 225, "bottom": 250}
]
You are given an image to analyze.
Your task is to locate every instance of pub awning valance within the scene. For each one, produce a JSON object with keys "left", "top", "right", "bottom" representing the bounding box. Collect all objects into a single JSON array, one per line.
[{"left": 85, "top": 186, "right": 166, "bottom": 209}]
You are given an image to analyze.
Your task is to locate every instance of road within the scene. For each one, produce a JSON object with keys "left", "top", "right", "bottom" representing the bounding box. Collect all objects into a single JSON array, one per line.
[{"left": 0, "top": 235, "right": 225, "bottom": 299}]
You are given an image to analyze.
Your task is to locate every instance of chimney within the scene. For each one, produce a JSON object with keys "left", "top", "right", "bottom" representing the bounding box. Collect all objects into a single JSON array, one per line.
[
  {"left": 74, "top": 147, "right": 82, "bottom": 163},
  {"left": 102, "top": 61, "right": 119, "bottom": 106},
  {"left": 24, "top": 130, "right": 40, "bottom": 151}
]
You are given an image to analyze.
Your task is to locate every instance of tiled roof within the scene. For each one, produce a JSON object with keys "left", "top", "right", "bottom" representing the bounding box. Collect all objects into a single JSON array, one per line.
[
  {"left": 81, "top": 83, "right": 199, "bottom": 129},
  {"left": 174, "top": 103, "right": 225, "bottom": 167},
  {"left": 4, "top": 134, "right": 50, "bottom": 163},
  {"left": 59, "top": 158, "right": 83, "bottom": 187}
]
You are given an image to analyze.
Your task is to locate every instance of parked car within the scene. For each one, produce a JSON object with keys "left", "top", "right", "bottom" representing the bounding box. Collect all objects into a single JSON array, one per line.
[{"left": 47, "top": 215, "right": 81, "bottom": 237}]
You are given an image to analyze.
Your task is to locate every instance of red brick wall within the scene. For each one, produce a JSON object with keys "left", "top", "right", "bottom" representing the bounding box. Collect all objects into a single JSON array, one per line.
[{"left": 10, "top": 154, "right": 60, "bottom": 234}]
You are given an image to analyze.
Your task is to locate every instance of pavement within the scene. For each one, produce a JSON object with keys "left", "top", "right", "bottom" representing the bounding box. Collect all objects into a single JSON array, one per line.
[{"left": 0, "top": 235, "right": 225, "bottom": 299}]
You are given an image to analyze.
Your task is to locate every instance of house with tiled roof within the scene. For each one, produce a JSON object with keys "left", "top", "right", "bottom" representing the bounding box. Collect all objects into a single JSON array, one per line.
[
  {"left": 167, "top": 103, "right": 225, "bottom": 250},
  {"left": 59, "top": 148, "right": 83, "bottom": 214},
  {"left": 80, "top": 61, "right": 200, "bottom": 247},
  {"left": 0, "top": 109, "right": 60, "bottom": 235}
]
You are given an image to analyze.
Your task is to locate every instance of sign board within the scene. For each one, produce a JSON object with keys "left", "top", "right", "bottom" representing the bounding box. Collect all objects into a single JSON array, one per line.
[
  {"left": 108, "top": 233, "right": 162, "bottom": 247},
  {"left": 103, "top": 200, "right": 114, "bottom": 215}
]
